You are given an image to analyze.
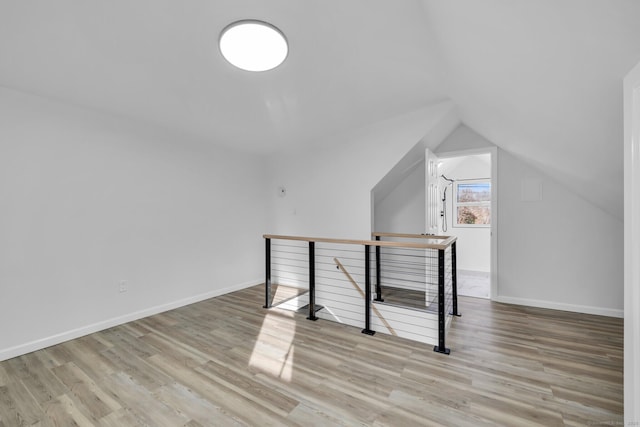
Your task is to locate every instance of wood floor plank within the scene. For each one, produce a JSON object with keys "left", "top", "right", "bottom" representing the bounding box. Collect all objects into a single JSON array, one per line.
[
  {"left": 3, "top": 353, "right": 67, "bottom": 407},
  {"left": 99, "top": 346, "right": 171, "bottom": 392},
  {"left": 99, "top": 371, "right": 190, "bottom": 426},
  {"left": 0, "top": 366, "right": 7, "bottom": 387},
  {"left": 146, "top": 353, "right": 288, "bottom": 426},
  {"left": 387, "top": 388, "right": 488, "bottom": 427},
  {"left": 51, "top": 362, "right": 122, "bottom": 421},
  {"left": 0, "top": 284, "right": 624, "bottom": 426},
  {"left": 45, "top": 393, "right": 97, "bottom": 427},
  {"left": 50, "top": 338, "right": 118, "bottom": 382},
  {"left": 152, "top": 382, "right": 245, "bottom": 427},
  {"left": 285, "top": 402, "right": 349, "bottom": 427},
  {"left": 0, "top": 382, "right": 44, "bottom": 426},
  {"left": 196, "top": 359, "right": 299, "bottom": 417}
]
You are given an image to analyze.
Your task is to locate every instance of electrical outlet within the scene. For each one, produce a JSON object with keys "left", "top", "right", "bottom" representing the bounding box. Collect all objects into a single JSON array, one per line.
[{"left": 119, "top": 280, "right": 127, "bottom": 293}]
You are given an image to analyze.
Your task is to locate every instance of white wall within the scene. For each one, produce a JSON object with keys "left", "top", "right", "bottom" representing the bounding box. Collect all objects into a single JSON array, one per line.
[
  {"left": 623, "top": 60, "right": 640, "bottom": 422},
  {"left": 266, "top": 101, "right": 458, "bottom": 239},
  {"left": 0, "top": 87, "right": 266, "bottom": 360},
  {"left": 437, "top": 125, "right": 623, "bottom": 317},
  {"left": 439, "top": 154, "right": 491, "bottom": 272},
  {"left": 374, "top": 161, "right": 425, "bottom": 233}
]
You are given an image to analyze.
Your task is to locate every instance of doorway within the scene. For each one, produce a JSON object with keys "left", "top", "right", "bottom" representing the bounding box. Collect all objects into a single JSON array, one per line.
[{"left": 434, "top": 148, "right": 497, "bottom": 299}]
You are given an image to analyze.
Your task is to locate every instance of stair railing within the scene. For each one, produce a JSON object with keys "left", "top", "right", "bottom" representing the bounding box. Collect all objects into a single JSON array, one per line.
[
  {"left": 263, "top": 233, "right": 458, "bottom": 354},
  {"left": 372, "top": 232, "right": 461, "bottom": 354}
]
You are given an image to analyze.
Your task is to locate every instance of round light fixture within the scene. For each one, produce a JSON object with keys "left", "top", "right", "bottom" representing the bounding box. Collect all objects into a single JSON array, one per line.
[{"left": 219, "top": 20, "right": 288, "bottom": 72}]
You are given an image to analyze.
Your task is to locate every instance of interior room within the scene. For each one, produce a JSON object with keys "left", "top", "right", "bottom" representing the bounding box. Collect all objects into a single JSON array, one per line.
[
  {"left": 1, "top": 0, "right": 639, "bottom": 425},
  {"left": 438, "top": 153, "right": 491, "bottom": 299}
]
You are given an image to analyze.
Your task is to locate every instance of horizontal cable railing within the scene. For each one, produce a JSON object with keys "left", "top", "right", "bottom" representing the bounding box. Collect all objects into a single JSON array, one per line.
[
  {"left": 263, "top": 233, "right": 459, "bottom": 354},
  {"left": 372, "top": 232, "right": 461, "bottom": 354}
]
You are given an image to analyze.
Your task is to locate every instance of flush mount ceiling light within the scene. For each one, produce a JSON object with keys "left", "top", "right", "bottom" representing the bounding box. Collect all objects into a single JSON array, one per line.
[{"left": 219, "top": 20, "right": 288, "bottom": 72}]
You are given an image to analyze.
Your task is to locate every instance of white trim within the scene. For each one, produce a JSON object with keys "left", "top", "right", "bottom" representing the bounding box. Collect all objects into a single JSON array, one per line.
[
  {"left": 436, "top": 146, "right": 498, "bottom": 301},
  {"left": 0, "top": 279, "right": 262, "bottom": 362},
  {"left": 436, "top": 147, "right": 495, "bottom": 159},
  {"left": 494, "top": 295, "right": 624, "bottom": 319},
  {"left": 624, "top": 60, "right": 640, "bottom": 424}
]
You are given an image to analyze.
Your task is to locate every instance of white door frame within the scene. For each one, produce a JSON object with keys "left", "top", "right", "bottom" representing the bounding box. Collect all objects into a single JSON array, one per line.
[
  {"left": 624, "top": 60, "right": 640, "bottom": 424},
  {"left": 436, "top": 146, "right": 498, "bottom": 300},
  {"left": 425, "top": 149, "right": 440, "bottom": 235}
]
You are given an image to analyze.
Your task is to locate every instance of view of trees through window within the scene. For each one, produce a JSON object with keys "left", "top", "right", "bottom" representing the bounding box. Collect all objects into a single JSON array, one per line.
[{"left": 455, "top": 181, "right": 491, "bottom": 226}]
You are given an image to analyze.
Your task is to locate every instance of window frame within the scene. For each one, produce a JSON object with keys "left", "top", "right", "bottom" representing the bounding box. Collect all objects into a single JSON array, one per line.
[{"left": 453, "top": 179, "right": 491, "bottom": 228}]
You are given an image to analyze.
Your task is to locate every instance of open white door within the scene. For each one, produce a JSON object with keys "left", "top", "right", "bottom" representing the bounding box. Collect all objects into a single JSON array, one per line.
[
  {"left": 425, "top": 148, "right": 440, "bottom": 235},
  {"left": 424, "top": 149, "right": 440, "bottom": 307},
  {"left": 624, "top": 60, "right": 640, "bottom": 424}
]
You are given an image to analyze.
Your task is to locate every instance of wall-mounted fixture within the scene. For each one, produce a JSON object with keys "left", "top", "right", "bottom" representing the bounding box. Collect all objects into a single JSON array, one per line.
[{"left": 219, "top": 20, "right": 288, "bottom": 72}]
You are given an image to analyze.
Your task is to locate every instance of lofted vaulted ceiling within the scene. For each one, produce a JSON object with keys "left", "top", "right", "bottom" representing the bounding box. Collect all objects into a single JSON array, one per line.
[
  {"left": 422, "top": 0, "right": 640, "bottom": 219},
  {"left": 1, "top": 0, "right": 640, "bottom": 218},
  {"left": 0, "top": 0, "right": 446, "bottom": 153}
]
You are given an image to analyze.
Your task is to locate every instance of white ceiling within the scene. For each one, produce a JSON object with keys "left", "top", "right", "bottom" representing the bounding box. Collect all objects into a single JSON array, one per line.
[
  {"left": 0, "top": 0, "right": 445, "bottom": 153},
  {"left": 421, "top": 0, "right": 640, "bottom": 218},
  {"left": 1, "top": 0, "right": 640, "bottom": 218}
]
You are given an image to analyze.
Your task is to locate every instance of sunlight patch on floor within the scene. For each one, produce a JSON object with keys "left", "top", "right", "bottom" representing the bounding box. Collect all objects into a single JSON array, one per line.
[
  {"left": 318, "top": 305, "right": 342, "bottom": 323},
  {"left": 249, "top": 311, "right": 296, "bottom": 382}
]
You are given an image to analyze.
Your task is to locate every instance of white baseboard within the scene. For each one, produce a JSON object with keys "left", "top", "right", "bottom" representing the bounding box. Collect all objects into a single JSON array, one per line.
[
  {"left": 493, "top": 295, "right": 624, "bottom": 318},
  {"left": 0, "top": 279, "right": 262, "bottom": 362}
]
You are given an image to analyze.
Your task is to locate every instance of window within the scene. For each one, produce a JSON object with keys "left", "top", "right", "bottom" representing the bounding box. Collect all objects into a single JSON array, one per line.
[{"left": 454, "top": 180, "right": 491, "bottom": 227}]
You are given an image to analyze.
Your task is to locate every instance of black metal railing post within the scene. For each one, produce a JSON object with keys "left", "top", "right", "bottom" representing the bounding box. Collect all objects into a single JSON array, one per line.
[
  {"left": 307, "top": 241, "right": 318, "bottom": 321},
  {"left": 362, "top": 245, "right": 375, "bottom": 335},
  {"left": 434, "top": 248, "right": 450, "bottom": 354},
  {"left": 450, "top": 241, "right": 461, "bottom": 317},
  {"left": 263, "top": 238, "right": 271, "bottom": 308},
  {"left": 374, "top": 236, "right": 384, "bottom": 302}
]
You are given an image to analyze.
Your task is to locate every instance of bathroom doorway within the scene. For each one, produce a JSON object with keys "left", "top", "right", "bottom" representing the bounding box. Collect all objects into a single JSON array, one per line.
[{"left": 435, "top": 148, "right": 496, "bottom": 299}]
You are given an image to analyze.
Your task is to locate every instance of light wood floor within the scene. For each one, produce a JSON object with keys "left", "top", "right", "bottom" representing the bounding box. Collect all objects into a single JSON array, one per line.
[{"left": 0, "top": 285, "right": 623, "bottom": 426}]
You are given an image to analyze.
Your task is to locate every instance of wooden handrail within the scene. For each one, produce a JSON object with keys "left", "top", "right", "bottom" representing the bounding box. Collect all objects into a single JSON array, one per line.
[
  {"left": 372, "top": 232, "right": 451, "bottom": 240},
  {"left": 372, "top": 232, "right": 457, "bottom": 250},
  {"left": 334, "top": 257, "right": 397, "bottom": 336},
  {"left": 263, "top": 234, "right": 456, "bottom": 250}
]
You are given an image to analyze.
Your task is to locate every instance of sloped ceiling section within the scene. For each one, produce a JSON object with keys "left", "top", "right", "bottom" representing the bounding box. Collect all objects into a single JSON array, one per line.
[
  {"left": 372, "top": 102, "right": 460, "bottom": 206},
  {"left": 2, "top": 1, "right": 639, "bottom": 218},
  {"left": 0, "top": 0, "right": 446, "bottom": 154},
  {"left": 422, "top": 0, "right": 640, "bottom": 219}
]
